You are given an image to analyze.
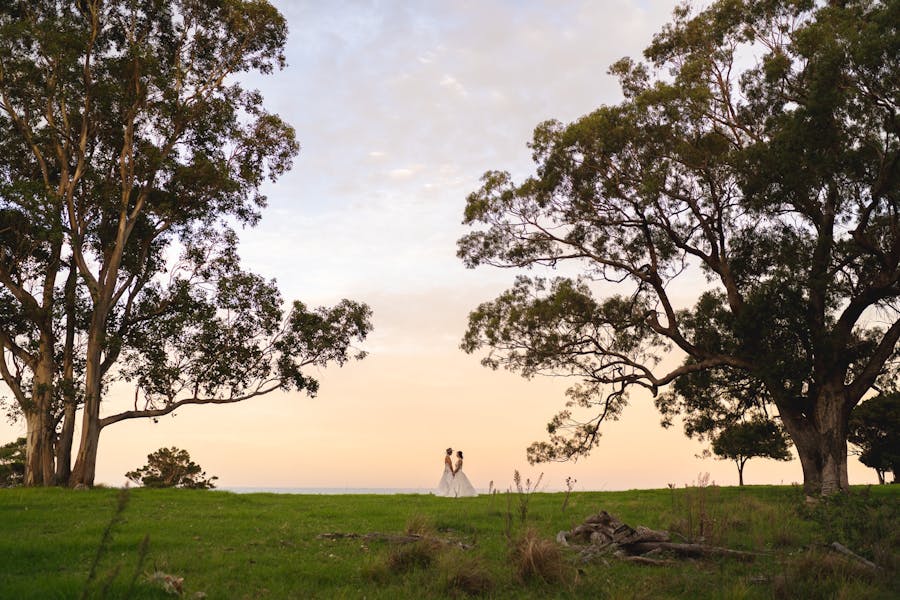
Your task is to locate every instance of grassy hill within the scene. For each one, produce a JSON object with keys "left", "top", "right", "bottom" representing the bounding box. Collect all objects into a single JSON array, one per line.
[{"left": 1, "top": 484, "right": 897, "bottom": 598}]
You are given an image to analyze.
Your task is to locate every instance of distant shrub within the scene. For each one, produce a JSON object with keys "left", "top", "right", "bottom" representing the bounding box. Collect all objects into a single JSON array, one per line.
[
  {"left": 0, "top": 437, "right": 25, "bottom": 487},
  {"left": 126, "top": 447, "right": 217, "bottom": 489}
]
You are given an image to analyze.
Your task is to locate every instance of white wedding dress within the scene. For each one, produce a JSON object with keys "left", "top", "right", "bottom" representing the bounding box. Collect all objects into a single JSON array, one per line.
[
  {"left": 434, "top": 460, "right": 454, "bottom": 497},
  {"left": 448, "top": 459, "right": 478, "bottom": 497}
]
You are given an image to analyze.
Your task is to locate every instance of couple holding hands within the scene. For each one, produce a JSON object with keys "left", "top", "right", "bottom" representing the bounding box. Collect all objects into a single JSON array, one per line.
[{"left": 434, "top": 447, "right": 478, "bottom": 497}]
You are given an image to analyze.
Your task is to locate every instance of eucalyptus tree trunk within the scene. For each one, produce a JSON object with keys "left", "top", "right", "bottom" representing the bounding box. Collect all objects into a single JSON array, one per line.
[
  {"left": 55, "top": 399, "right": 77, "bottom": 484},
  {"left": 69, "top": 315, "right": 106, "bottom": 487},
  {"left": 54, "top": 263, "right": 80, "bottom": 484},
  {"left": 25, "top": 342, "right": 56, "bottom": 485},
  {"left": 780, "top": 385, "right": 851, "bottom": 497}
]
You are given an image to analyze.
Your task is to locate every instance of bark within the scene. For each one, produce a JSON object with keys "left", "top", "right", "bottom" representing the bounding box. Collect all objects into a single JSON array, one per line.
[
  {"left": 779, "top": 383, "right": 851, "bottom": 497},
  {"left": 70, "top": 324, "right": 104, "bottom": 487},
  {"left": 23, "top": 410, "right": 52, "bottom": 486},
  {"left": 55, "top": 399, "right": 77, "bottom": 484},
  {"left": 25, "top": 338, "right": 56, "bottom": 486},
  {"left": 55, "top": 262, "right": 80, "bottom": 484}
]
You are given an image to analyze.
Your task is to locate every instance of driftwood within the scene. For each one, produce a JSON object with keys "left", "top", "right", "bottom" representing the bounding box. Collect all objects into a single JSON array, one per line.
[
  {"left": 829, "top": 542, "right": 881, "bottom": 570},
  {"left": 558, "top": 510, "right": 760, "bottom": 565}
]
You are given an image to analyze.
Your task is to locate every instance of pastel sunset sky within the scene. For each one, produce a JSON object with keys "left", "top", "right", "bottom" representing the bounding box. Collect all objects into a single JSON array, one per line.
[{"left": 1, "top": 0, "right": 878, "bottom": 491}]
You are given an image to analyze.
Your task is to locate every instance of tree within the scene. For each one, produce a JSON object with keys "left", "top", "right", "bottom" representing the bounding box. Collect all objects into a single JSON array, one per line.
[
  {"left": 710, "top": 419, "right": 792, "bottom": 486},
  {"left": 0, "top": 436, "right": 25, "bottom": 486},
  {"left": 0, "top": 1, "right": 373, "bottom": 487},
  {"left": 848, "top": 393, "right": 900, "bottom": 484},
  {"left": 458, "top": 0, "right": 899, "bottom": 496},
  {"left": 126, "top": 446, "right": 217, "bottom": 489}
]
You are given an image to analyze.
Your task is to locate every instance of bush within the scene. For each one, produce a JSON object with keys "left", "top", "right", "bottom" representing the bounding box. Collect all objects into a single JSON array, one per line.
[{"left": 126, "top": 447, "right": 217, "bottom": 489}]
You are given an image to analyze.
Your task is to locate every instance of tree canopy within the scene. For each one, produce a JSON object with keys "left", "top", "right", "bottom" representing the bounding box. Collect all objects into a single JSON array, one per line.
[
  {"left": 0, "top": 437, "right": 25, "bottom": 486},
  {"left": 848, "top": 393, "right": 900, "bottom": 484},
  {"left": 711, "top": 419, "right": 792, "bottom": 486},
  {"left": 126, "top": 446, "right": 217, "bottom": 489},
  {"left": 459, "top": 0, "right": 899, "bottom": 496},
  {"left": 0, "top": 0, "right": 372, "bottom": 487}
]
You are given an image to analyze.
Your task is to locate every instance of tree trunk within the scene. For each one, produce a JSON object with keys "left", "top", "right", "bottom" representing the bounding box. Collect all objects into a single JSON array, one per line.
[
  {"left": 780, "top": 385, "right": 850, "bottom": 497},
  {"left": 55, "top": 260, "right": 79, "bottom": 484},
  {"left": 737, "top": 460, "right": 744, "bottom": 486},
  {"left": 55, "top": 398, "right": 77, "bottom": 484},
  {"left": 25, "top": 344, "right": 56, "bottom": 486},
  {"left": 23, "top": 410, "right": 53, "bottom": 486},
  {"left": 70, "top": 330, "right": 104, "bottom": 487}
]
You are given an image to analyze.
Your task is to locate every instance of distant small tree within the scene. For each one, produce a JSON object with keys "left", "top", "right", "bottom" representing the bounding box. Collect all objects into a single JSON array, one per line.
[
  {"left": 126, "top": 447, "right": 217, "bottom": 489},
  {"left": 711, "top": 420, "right": 792, "bottom": 486},
  {"left": 848, "top": 394, "right": 900, "bottom": 484},
  {"left": 0, "top": 437, "right": 25, "bottom": 487}
]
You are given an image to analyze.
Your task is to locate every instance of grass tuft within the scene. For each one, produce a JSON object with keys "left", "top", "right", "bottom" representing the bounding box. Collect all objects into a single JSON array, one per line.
[
  {"left": 404, "top": 513, "right": 435, "bottom": 537},
  {"left": 439, "top": 551, "right": 494, "bottom": 597},
  {"left": 773, "top": 549, "right": 882, "bottom": 599},
  {"left": 386, "top": 541, "right": 440, "bottom": 574},
  {"left": 510, "top": 528, "right": 569, "bottom": 584}
]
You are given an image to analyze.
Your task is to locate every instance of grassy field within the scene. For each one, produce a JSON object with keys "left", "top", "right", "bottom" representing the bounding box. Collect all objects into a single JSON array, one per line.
[{"left": 1, "top": 484, "right": 897, "bottom": 599}]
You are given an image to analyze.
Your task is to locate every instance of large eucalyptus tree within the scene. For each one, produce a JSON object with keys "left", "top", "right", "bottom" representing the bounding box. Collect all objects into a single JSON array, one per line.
[
  {"left": 459, "top": 0, "right": 898, "bottom": 496},
  {"left": 0, "top": 0, "right": 372, "bottom": 486}
]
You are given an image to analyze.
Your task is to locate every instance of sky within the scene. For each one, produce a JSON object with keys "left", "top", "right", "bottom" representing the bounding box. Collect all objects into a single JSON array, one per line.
[{"left": 1, "top": 0, "right": 879, "bottom": 491}]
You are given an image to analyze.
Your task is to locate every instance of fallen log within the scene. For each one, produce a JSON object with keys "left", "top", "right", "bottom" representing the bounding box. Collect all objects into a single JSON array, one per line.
[
  {"left": 829, "top": 542, "right": 881, "bottom": 570},
  {"left": 620, "top": 555, "right": 674, "bottom": 566},
  {"left": 625, "top": 541, "right": 759, "bottom": 561},
  {"left": 560, "top": 509, "right": 762, "bottom": 565}
]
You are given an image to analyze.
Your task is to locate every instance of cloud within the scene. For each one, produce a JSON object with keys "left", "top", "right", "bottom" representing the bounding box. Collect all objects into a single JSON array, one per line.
[{"left": 439, "top": 74, "right": 467, "bottom": 97}]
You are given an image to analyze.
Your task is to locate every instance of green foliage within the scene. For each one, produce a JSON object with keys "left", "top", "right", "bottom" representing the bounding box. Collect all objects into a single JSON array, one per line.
[
  {"left": 457, "top": 0, "right": 900, "bottom": 494},
  {"left": 126, "top": 447, "right": 217, "bottom": 489},
  {"left": 0, "top": 1, "right": 372, "bottom": 485},
  {"left": 711, "top": 419, "right": 792, "bottom": 485},
  {"left": 848, "top": 393, "right": 900, "bottom": 484},
  {"left": 0, "top": 436, "right": 25, "bottom": 486}
]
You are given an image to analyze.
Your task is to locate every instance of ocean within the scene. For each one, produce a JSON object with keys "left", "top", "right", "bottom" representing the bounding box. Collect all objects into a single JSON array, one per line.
[{"left": 221, "top": 487, "right": 441, "bottom": 495}]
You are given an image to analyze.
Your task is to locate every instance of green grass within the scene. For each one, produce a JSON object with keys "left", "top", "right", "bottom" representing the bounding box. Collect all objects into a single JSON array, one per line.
[{"left": 1, "top": 484, "right": 897, "bottom": 598}]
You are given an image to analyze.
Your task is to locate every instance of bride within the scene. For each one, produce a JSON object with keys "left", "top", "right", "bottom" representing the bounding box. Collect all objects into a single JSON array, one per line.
[
  {"left": 448, "top": 450, "right": 477, "bottom": 497},
  {"left": 434, "top": 448, "right": 454, "bottom": 496}
]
